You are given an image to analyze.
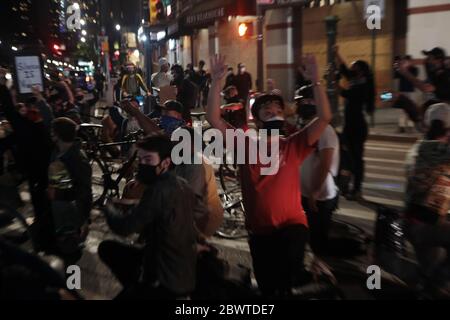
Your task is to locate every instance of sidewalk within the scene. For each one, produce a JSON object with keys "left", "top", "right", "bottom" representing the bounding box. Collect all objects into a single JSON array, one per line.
[{"left": 338, "top": 107, "right": 422, "bottom": 143}]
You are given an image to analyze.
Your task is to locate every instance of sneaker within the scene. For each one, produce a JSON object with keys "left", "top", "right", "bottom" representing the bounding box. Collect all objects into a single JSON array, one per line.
[{"left": 345, "top": 191, "right": 363, "bottom": 202}]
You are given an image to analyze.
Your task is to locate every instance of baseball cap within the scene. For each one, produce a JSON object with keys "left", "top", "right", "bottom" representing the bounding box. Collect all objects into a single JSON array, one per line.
[
  {"left": 161, "top": 100, "right": 184, "bottom": 115},
  {"left": 424, "top": 103, "right": 450, "bottom": 128},
  {"left": 422, "top": 47, "right": 446, "bottom": 59},
  {"left": 159, "top": 57, "right": 169, "bottom": 67}
]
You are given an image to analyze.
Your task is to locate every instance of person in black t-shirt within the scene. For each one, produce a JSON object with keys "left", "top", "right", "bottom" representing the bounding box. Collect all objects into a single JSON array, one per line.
[
  {"left": 394, "top": 56, "right": 419, "bottom": 132},
  {"left": 397, "top": 47, "right": 450, "bottom": 105}
]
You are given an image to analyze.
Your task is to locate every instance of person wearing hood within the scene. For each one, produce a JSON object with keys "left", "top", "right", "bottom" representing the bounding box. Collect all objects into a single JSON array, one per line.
[{"left": 206, "top": 54, "right": 332, "bottom": 297}]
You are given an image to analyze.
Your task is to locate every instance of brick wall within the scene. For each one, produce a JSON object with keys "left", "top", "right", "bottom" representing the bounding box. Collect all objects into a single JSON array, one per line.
[{"left": 302, "top": 0, "right": 397, "bottom": 96}]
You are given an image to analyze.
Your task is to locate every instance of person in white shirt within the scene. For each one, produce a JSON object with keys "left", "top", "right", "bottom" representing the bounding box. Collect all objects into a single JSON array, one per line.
[
  {"left": 151, "top": 57, "right": 172, "bottom": 89},
  {"left": 296, "top": 86, "right": 340, "bottom": 255}
]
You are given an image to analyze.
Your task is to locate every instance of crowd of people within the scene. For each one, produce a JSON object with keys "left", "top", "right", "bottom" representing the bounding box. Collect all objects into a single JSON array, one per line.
[{"left": 0, "top": 43, "right": 449, "bottom": 299}]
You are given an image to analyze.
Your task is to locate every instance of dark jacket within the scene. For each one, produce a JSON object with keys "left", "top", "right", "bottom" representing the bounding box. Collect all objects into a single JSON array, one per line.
[
  {"left": 105, "top": 171, "right": 198, "bottom": 295},
  {"left": 0, "top": 85, "right": 52, "bottom": 177},
  {"left": 339, "top": 64, "right": 369, "bottom": 132},
  {"left": 51, "top": 141, "right": 92, "bottom": 222},
  {"left": 232, "top": 72, "right": 252, "bottom": 101},
  {"left": 36, "top": 100, "right": 54, "bottom": 129}
]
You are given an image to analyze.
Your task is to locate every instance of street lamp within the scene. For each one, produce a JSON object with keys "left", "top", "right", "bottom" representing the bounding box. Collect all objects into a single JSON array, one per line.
[
  {"left": 115, "top": 24, "right": 121, "bottom": 31},
  {"left": 81, "top": 30, "right": 87, "bottom": 36},
  {"left": 80, "top": 19, "right": 86, "bottom": 26},
  {"left": 11, "top": 46, "right": 18, "bottom": 51},
  {"left": 81, "top": 37, "right": 86, "bottom": 43}
]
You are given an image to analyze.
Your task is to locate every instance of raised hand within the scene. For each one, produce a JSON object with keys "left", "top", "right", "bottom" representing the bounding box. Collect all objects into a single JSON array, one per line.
[
  {"left": 209, "top": 54, "right": 227, "bottom": 82},
  {"left": 31, "top": 85, "right": 43, "bottom": 95},
  {"left": 302, "top": 54, "right": 320, "bottom": 83}
]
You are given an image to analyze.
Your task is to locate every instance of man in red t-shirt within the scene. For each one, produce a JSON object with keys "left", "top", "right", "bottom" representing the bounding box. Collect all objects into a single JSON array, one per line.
[{"left": 206, "top": 55, "right": 332, "bottom": 296}]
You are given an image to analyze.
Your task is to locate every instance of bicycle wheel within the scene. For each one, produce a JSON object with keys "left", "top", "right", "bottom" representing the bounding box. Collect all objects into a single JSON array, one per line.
[
  {"left": 91, "top": 157, "right": 119, "bottom": 208},
  {"left": 216, "top": 164, "right": 247, "bottom": 239}
]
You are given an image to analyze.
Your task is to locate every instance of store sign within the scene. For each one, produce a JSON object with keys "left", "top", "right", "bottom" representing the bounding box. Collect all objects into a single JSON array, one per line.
[{"left": 185, "top": 7, "right": 225, "bottom": 26}]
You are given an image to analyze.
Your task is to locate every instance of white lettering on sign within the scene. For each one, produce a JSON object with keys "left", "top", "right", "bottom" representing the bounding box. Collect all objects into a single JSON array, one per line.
[
  {"left": 15, "top": 56, "right": 43, "bottom": 94},
  {"left": 186, "top": 7, "right": 225, "bottom": 25}
]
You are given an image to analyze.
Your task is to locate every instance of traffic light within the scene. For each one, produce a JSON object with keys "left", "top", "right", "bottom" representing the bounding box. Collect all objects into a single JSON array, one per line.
[
  {"left": 150, "top": 0, "right": 166, "bottom": 24},
  {"left": 238, "top": 22, "right": 254, "bottom": 38},
  {"left": 150, "top": 0, "right": 158, "bottom": 24}
]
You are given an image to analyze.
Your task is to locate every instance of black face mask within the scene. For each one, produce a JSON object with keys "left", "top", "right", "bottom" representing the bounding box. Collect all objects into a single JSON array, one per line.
[
  {"left": 262, "top": 120, "right": 285, "bottom": 135},
  {"left": 136, "top": 163, "right": 160, "bottom": 185}
]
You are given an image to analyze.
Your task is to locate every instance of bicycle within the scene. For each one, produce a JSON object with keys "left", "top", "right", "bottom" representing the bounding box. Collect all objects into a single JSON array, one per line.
[
  {"left": 189, "top": 105, "right": 249, "bottom": 240},
  {"left": 82, "top": 130, "right": 143, "bottom": 208}
]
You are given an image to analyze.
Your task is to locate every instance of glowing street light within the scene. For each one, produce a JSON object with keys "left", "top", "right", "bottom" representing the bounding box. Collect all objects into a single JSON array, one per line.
[
  {"left": 81, "top": 30, "right": 87, "bottom": 36},
  {"left": 11, "top": 46, "right": 18, "bottom": 51},
  {"left": 80, "top": 19, "right": 86, "bottom": 26},
  {"left": 81, "top": 37, "right": 86, "bottom": 43},
  {"left": 115, "top": 24, "right": 121, "bottom": 31}
]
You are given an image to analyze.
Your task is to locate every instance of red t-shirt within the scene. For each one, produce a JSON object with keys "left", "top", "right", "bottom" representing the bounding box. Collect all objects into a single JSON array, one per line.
[{"left": 239, "top": 129, "right": 314, "bottom": 235}]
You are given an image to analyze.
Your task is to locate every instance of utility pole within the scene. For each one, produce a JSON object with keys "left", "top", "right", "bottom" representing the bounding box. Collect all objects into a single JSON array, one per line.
[
  {"left": 144, "top": 26, "right": 153, "bottom": 89},
  {"left": 256, "top": 4, "right": 264, "bottom": 92},
  {"left": 324, "top": 15, "right": 340, "bottom": 127}
]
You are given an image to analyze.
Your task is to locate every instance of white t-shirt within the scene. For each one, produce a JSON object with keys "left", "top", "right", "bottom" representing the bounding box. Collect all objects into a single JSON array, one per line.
[
  {"left": 151, "top": 72, "right": 172, "bottom": 88},
  {"left": 300, "top": 125, "right": 340, "bottom": 200}
]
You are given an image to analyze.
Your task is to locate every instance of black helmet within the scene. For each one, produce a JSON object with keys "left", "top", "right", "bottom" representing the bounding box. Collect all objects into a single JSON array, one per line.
[{"left": 251, "top": 94, "right": 284, "bottom": 121}]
